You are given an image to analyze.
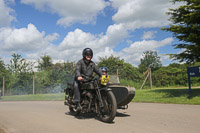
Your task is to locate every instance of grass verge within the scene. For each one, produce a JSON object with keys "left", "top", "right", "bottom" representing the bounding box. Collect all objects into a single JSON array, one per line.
[
  {"left": 1, "top": 87, "right": 200, "bottom": 105},
  {"left": 133, "top": 87, "right": 200, "bottom": 105},
  {"left": 0, "top": 93, "right": 65, "bottom": 101}
]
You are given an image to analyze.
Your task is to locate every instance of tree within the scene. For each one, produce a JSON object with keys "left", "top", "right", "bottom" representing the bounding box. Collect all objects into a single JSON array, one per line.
[
  {"left": 37, "top": 55, "right": 53, "bottom": 71},
  {"left": 8, "top": 53, "right": 34, "bottom": 73},
  {"left": 8, "top": 54, "right": 21, "bottom": 73},
  {"left": 0, "top": 57, "right": 6, "bottom": 73},
  {"left": 138, "top": 51, "right": 162, "bottom": 73},
  {"left": 34, "top": 61, "right": 75, "bottom": 94},
  {"left": 6, "top": 54, "right": 35, "bottom": 95},
  {"left": 97, "top": 55, "right": 142, "bottom": 82},
  {"left": 162, "top": 0, "right": 200, "bottom": 63},
  {"left": 97, "top": 55, "right": 124, "bottom": 75}
]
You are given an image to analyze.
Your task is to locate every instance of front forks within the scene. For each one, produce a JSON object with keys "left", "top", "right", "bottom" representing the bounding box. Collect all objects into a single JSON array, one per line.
[{"left": 95, "top": 80, "right": 104, "bottom": 108}]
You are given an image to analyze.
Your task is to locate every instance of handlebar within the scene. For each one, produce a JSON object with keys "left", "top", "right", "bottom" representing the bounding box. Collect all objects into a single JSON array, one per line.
[{"left": 80, "top": 75, "right": 99, "bottom": 83}]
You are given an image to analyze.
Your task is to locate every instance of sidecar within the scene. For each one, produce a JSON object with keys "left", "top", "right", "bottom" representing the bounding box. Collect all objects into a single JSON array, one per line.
[{"left": 108, "top": 75, "right": 135, "bottom": 109}]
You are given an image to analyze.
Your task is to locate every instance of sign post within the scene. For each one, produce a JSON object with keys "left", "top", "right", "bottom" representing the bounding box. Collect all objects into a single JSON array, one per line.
[{"left": 187, "top": 66, "right": 200, "bottom": 93}]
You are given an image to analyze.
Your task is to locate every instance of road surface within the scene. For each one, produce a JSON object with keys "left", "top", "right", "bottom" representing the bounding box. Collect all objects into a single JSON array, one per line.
[{"left": 0, "top": 101, "right": 200, "bottom": 133}]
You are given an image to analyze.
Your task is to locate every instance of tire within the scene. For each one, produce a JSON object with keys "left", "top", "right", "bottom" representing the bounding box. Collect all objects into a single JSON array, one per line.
[
  {"left": 98, "top": 91, "right": 117, "bottom": 123},
  {"left": 69, "top": 106, "right": 80, "bottom": 115}
]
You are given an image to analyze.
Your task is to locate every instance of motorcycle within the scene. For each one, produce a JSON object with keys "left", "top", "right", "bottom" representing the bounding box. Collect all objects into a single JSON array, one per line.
[{"left": 64, "top": 75, "right": 117, "bottom": 123}]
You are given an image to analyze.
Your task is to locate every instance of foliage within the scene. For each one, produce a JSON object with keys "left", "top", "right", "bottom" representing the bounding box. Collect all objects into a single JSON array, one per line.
[
  {"left": 120, "top": 63, "right": 142, "bottom": 82},
  {"left": 34, "top": 61, "right": 74, "bottom": 94},
  {"left": 162, "top": 0, "right": 200, "bottom": 63},
  {"left": 37, "top": 55, "right": 53, "bottom": 71},
  {"left": 8, "top": 53, "right": 34, "bottom": 73},
  {"left": 120, "top": 78, "right": 143, "bottom": 89},
  {"left": 0, "top": 58, "right": 6, "bottom": 94},
  {"left": 138, "top": 51, "right": 162, "bottom": 73},
  {"left": 35, "top": 70, "right": 52, "bottom": 94},
  {"left": 97, "top": 55, "right": 143, "bottom": 82},
  {"left": 97, "top": 55, "right": 124, "bottom": 74},
  {"left": 1, "top": 53, "right": 200, "bottom": 96},
  {"left": 4, "top": 72, "right": 33, "bottom": 95},
  {"left": 152, "top": 62, "right": 200, "bottom": 87},
  {"left": 0, "top": 57, "right": 6, "bottom": 73},
  {"left": 4, "top": 54, "right": 35, "bottom": 95},
  {"left": 2, "top": 53, "right": 75, "bottom": 95}
]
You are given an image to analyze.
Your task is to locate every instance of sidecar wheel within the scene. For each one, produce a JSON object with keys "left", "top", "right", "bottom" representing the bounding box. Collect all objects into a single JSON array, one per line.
[
  {"left": 99, "top": 91, "right": 117, "bottom": 123},
  {"left": 69, "top": 106, "right": 80, "bottom": 115}
]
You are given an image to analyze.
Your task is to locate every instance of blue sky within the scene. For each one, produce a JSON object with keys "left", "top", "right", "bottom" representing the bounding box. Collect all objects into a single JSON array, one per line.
[{"left": 0, "top": 0, "right": 183, "bottom": 66}]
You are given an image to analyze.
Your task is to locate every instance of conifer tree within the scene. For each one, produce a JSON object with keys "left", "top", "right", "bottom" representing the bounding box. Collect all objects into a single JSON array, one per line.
[{"left": 162, "top": 0, "right": 200, "bottom": 63}]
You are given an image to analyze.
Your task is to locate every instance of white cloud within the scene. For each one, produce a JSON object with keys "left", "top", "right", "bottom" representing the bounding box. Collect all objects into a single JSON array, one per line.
[
  {"left": 142, "top": 31, "right": 157, "bottom": 40},
  {"left": 122, "top": 38, "right": 173, "bottom": 54},
  {"left": 59, "top": 29, "right": 97, "bottom": 50},
  {"left": 0, "top": 0, "right": 184, "bottom": 67},
  {"left": 55, "top": 24, "right": 129, "bottom": 61},
  {"left": 111, "top": 0, "right": 180, "bottom": 29},
  {"left": 119, "top": 38, "right": 173, "bottom": 65},
  {"left": 20, "top": 0, "right": 109, "bottom": 27},
  {"left": 0, "top": 23, "right": 123, "bottom": 62},
  {"left": 0, "top": 22, "right": 174, "bottom": 66},
  {"left": 0, "top": 23, "right": 58, "bottom": 56},
  {"left": 105, "top": 23, "right": 129, "bottom": 47},
  {"left": 0, "top": 0, "right": 16, "bottom": 27}
]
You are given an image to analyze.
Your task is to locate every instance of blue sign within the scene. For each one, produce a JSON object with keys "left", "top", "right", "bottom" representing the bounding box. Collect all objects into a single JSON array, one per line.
[
  {"left": 187, "top": 66, "right": 200, "bottom": 77},
  {"left": 187, "top": 66, "right": 200, "bottom": 93}
]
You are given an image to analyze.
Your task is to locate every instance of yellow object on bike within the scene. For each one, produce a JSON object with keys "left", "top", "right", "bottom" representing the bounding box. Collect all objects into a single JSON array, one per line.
[{"left": 101, "top": 75, "right": 110, "bottom": 85}]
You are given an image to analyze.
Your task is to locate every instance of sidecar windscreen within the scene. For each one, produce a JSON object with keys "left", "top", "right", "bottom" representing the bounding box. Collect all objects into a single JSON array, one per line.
[{"left": 108, "top": 75, "right": 120, "bottom": 85}]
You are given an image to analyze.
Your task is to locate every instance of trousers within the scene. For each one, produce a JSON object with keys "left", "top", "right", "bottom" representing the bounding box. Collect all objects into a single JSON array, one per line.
[{"left": 73, "top": 80, "right": 81, "bottom": 102}]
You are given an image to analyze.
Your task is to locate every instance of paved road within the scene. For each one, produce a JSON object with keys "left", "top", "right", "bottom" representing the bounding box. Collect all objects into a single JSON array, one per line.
[{"left": 0, "top": 101, "right": 200, "bottom": 133}]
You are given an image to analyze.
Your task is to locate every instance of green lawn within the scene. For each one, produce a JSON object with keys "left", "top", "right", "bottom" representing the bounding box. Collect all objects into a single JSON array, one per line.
[
  {"left": 133, "top": 87, "right": 200, "bottom": 105},
  {"left": 1, "top": 87, "right": 200, "bottom": 105},
  {"left": 0, "top": 93, "right": 65, "bottom": 101}
]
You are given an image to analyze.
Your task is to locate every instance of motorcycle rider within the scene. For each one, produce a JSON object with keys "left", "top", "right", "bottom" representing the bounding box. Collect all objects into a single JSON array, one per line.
[{"left": 74, "top": 48, "right": 102, "bottom": 110}]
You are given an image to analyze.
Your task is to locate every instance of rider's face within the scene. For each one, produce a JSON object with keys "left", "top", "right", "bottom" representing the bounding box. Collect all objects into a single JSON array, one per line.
[{"left": 86, "top": 55, "right": 91, "bottom": 61}]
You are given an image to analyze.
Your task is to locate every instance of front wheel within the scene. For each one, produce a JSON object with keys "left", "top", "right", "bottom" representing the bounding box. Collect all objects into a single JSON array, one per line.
[{"left": 98, "top": 91, "right": 117, "bottom": 123}]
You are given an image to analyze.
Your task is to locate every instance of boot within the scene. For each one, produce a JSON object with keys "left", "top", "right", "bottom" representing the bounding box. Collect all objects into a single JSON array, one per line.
[{"left": 76, "top": 102, "right": 82, "bottom": 111}]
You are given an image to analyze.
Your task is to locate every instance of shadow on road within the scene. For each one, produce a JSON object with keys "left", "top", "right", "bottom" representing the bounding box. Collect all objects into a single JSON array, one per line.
[
  {"left": 116, "top": 112, "right": 131, "bottom": 117},
  {"left": 65, "top": 112, "right": 96, "bottom": 120},
  {"left": 65, "top": 111, "right": 130, "bottom": 122}
]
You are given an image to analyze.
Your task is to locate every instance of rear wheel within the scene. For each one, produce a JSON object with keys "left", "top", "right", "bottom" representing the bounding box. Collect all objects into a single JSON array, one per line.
[{"left": 98, "top": 91, "right": 117, "bottom": 123}]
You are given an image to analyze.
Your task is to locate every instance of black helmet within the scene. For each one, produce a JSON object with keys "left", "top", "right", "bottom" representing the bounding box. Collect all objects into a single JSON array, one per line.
[
  {"left": 82, "top": 48, "right": 93, "bottom": 59},
  {"left": 99, "top": 67, "right": 108, "bottom": 73}
]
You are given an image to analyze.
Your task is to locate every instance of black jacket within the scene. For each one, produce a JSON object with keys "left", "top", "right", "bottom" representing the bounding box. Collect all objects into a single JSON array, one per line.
[{"left": 75, "top": 58, "right": 102, "bottom": 80}]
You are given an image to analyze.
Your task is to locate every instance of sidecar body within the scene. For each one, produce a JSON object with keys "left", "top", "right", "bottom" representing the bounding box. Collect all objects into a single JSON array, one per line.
[{"left": 108, "top": 75, "right": 135, "bottom": 109}]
